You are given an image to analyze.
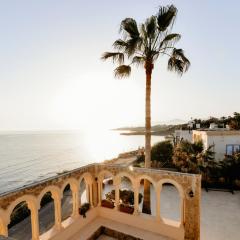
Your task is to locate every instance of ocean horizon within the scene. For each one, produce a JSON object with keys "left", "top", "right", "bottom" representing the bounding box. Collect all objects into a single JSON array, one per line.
[{"left": 0, "top": 129, "right": 164, "bottom": 194}]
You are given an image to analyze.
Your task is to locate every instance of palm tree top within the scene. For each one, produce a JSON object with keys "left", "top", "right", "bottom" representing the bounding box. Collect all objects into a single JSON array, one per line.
[{"left": 101, "top": 4, "right": 190, "bottom": 78}]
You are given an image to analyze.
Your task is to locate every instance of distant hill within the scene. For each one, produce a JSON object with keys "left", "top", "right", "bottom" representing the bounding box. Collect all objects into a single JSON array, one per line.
[{"left": 114, "top": 123, "right": 186, "bottom": 136}]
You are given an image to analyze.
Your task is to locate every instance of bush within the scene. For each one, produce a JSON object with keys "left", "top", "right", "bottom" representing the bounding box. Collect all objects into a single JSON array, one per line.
[{"left": 151, "top": 141, "right": 173, "bottom": 165}]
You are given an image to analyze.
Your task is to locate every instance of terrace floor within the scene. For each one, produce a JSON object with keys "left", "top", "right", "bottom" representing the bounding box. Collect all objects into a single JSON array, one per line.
[{"left": 71, "top": 217, "right": 171, "bottom": 240}]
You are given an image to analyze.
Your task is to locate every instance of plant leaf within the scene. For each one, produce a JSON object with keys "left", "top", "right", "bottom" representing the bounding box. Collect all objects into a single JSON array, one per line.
[{"left": 114, "top": 65, "right": 131, "bottom": 78}]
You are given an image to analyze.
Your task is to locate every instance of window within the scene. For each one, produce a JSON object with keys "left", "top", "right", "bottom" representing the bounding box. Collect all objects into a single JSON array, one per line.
[{"left": 226, "top": 144, "right": 240, "bottom": 155}]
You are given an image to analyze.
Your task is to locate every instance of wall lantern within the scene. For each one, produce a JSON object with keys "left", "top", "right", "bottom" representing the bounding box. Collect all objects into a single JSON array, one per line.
[{"left": 188, "top": 190, "right": 194, "bottom": 198}]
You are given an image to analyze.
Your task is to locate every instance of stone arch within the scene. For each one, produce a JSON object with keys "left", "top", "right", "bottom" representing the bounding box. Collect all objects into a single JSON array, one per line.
[
  {"left": 137, "top": 175, "right": 157, "bottom": 216},
  {"left": 37, "top": 185, "right": 61, "bottom": 209},
  {"left": 115, "top": 171, "right": 135, "bottom": 186},
  {"left": 98, "top": 170, "right": 114, "bottom": 181},
  {"left": 38, "top": 187, "right": 57, "bottom": 235},
  {"left": 6, "top": 195, "right": 37, "bottom": 223},
  {"left": 157, "top": 178, "right": 184, "bottom": 223},
  {"left": 98, "top": 170, "right": 115, "bottom": 206},
  {"left": 7, "top": 195, "right": 37, "bottom": 240},
  {"left": 60, "top": 178, "right": 78, "bottom": 193},
  {"left": 61, "top": 180, "right": 76, "bottom": 221},
  {"left": 136, "top": 175, "right": 157, "bottom": 189},
  {"left": 157, "top": 178, "right": 184, "bottom": 199},
  {"left": 78, "top": 172, "right": 94, "bottom": 186}
]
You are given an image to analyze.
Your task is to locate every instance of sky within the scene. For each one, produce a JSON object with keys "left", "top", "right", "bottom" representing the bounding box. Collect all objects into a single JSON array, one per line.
[{"left": 0, "top": 0, "right": 240, "bottom": 131}]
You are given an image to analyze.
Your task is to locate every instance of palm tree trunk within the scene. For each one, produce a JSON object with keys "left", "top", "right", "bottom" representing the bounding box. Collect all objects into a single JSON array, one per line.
[{"left": 142, "top": 62, "right": 153, "bottom": 214}]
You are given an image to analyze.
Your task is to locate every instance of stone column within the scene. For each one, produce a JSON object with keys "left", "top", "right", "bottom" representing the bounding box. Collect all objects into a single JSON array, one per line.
[
  {"left": 92, "top": 179, "right": 98, "bottom": 207},
  {"left": 30, "top": 205, "right": 40, "bottom": 240},
  {"left": 184, "top": 175, "right": 201, "bottom": 240},
  {"left": 114, "top": 178, "right": 120, "bottom": 210},
  {"left": 86, "top": 184, "right": 90, "bottom": 203},
  {"left": 71, "top": 186, "right": 79, "bottom": 218},
  {"left": 0, "top": 219, "right": 8, "bottom": 237},
  {"left": 133, "top": 182, "right": 140, "bottom": 215},
  {"left": 89, "top": 184, "right": 93, "bottom": 207},
  {"left": 156, "top": 185, "right": 162, "bottom": 220},
  {"left": 97, "top": 179, "right": 102, "bottom": 206},
  {"left": 53, "top": 195, "right": 63, "bottom": 230}
]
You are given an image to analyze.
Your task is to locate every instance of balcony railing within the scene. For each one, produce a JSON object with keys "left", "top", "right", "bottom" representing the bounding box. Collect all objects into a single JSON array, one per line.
[{"left": 0, "top": 164, "right": 201, "bottom": 240}]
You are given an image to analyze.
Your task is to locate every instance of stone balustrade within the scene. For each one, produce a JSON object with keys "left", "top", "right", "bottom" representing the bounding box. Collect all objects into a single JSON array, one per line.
[{"left": 0, "top": 164, "right": 201, "bottom": 240}]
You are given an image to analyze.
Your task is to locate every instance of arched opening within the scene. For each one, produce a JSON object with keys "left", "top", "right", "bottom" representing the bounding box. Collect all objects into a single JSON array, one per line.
[
  {"left": 61, "top": 184, "right": 73, "bottom": 221},
  {"left": 119, "top": 176, "right": 134, "bottom": 214},
  {"left": 139, "top": 179, "right": 155, "bottom": 216},
  {"left": 8, "top": 201, "right": 32, "bottom": 240},
  {"left": 38, "top": 191, "right": 55, "bottom": 235},
  {"left": 78, "top": 178, "right": 91, "bottom": 217},
  {"left": 100, "top": 173, "right": 114, "bottom": 209},
  {"left": 160, "top": 183, "right": 181, "bottom": 222},
  {"left": 79, "top": 178, "right": 89, "bottom": 205}
]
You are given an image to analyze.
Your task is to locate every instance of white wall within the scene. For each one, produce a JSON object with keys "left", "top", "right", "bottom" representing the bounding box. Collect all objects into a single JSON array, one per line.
[{"left": 207, "top": 135, "right": 240, "bottom": 161}]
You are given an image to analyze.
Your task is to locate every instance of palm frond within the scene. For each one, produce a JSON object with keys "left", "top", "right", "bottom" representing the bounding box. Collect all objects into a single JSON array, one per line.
[
  {"left": 132, "top": 56, "right": 145, "bottom": 67},
  {"left": 168, "top": 50, "right": 190, "bottom": 75},
  {"left": 113, "top": 39, "right": 128, "bottom": 51},
  {"left": 101, "top": 52, "right": 125, "bottom": 64},
  {"left": 120, "top": 18, "right": 139, "bottom": 39},
  {"left": 172, "top": 48, "right": 189, "bottom": 63},
  {"left": 160, "top": 33, "right": 181, "bottom": 48},
  {"left": 157, "top": 5, "right": 177, "bottom": 32},
  {"left": 145, "top": 16, "right": 157, "bottom": 40},
  {"left": 114, "top": 65, "right": 131, "bottom": 78},
  {"left": 125, "top": 37, "right": 142, "bottom": 57},
  {"left": 168, "top": 48, "right": 190, "bottom": 75}
]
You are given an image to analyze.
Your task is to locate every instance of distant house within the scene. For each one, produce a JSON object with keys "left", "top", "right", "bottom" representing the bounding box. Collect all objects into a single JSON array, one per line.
[
  {"left": 174, "top": 129, "right": 193, "bottom": 143},
  {"left": 192, "top": 129, "right": 240, "bottom": 161}
]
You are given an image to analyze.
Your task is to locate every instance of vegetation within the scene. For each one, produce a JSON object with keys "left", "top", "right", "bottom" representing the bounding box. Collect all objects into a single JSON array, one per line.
[
  {"left": 218, "top": 153, "right": 240, "bottom": 188},
  {"left": 173, "top": 140, "right": 215, "bottom": 173},
  {"left": 192, "top": 112, "right": 240, "bottom": 130},
  {"left": 105, "top": 189, "right": 143, "bottom": 205},
  {"left": 118, "top": 112, "right": 240, "bottom": 135},
  {"left": 102, "top": 4, "right": 190, "bottom": 214},
  {"left": 172, "top": 140, "right": 240, "bottom": 190},
  {"left": 151, "top": 141, "right": 173, "bottom": 167}
]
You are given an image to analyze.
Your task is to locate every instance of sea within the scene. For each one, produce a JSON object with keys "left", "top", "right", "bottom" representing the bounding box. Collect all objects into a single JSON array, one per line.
[{"left": 0, "top": 130, "right": 164, "bottom": 194}]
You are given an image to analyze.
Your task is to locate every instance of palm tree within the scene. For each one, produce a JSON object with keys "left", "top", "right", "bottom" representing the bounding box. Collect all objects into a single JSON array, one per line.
[{"left": 101, "top": 4, "right": 190, "bottom": 213}]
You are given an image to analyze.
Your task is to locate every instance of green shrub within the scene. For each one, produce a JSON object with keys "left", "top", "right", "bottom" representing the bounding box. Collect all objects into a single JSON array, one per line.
[{"left": 151, "top": 141, "right": 173, "bottom": 164}]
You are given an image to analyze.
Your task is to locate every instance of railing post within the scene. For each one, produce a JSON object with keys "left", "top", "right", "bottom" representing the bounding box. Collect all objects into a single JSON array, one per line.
[
  {"left": 71, "top": 186, "right": 79, "bottom": 218},
  {"left": 114, "top": 177, "right": 120, "bottom": 210},
  {"left": 53, "top": 194, "right": 63, "bottom": 230},
  {"left": 0, "top": 217, "right": 8, "bottom": 237},
  {"left": 28, "top": 202, "right": 39, "bottom": 240},
  {"left": 89, "top": 184, "right": 93, "bottom": 207},
  {"left": 133, "top": 182, "right": 140, "bottom": 215},
  {"left": 156, "top": 184, "right": 162, "bottom": 221},
  {"left": 92, "top": 178, "right": 99, "bottom": 207},
  {"left": 98, "top": 178, "right": 102, "bottom": 206}
]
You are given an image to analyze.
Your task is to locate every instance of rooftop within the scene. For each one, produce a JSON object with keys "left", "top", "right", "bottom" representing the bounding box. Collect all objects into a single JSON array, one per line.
[{"left": 0, "top": 163, "right": 200, "bottom": 240}]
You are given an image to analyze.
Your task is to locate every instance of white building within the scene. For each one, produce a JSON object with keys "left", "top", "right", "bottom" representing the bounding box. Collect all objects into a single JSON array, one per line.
[
  {"left": 174, "top": 129, "right": 193, "bottom": 143},
  {"left": 192, "top": 129, "right": 240, "bottom": 161}
]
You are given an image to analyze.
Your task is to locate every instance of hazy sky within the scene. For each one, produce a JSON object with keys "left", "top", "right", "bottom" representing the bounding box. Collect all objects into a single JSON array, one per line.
[{"left": 0, "top": 0, "right": 240, "bottom": 130}]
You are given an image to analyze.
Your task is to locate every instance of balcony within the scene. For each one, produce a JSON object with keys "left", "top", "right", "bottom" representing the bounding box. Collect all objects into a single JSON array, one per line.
[{"left": 0, "top": 164, "right": 201, "bottom": 240}]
